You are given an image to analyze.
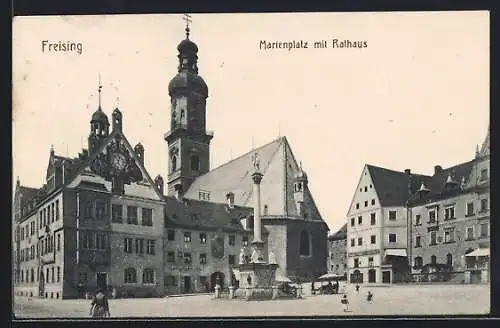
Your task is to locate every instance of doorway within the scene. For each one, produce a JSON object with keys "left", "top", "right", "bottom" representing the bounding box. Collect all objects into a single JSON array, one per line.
[
  {"left": 210, "top": 272, "right": 225, "bottom": 291},
  {"left": 183, "top": 276, "right": 191, "bottom": 293},
  {"left": 382, "top": 271, "right": 391, "bottom": 283},
  {"left": 368, "top": 269, "right": 376, "bottom": 283},
  {"left": 96, "top": 273, "right": 107, "bottom": 290}
]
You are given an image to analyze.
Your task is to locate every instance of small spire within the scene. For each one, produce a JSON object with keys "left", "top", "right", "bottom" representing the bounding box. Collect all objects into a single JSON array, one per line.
[
  {"left": 50, "top": 144, "right": 54, "bottom": 155},
  {"left": 475, "top": 144, "right": 480, "bottom": 158},
  {"left": 98, "top": 73, "right": 102, "bottom": 109},
  {"left": 16, "top": 176, "right": 20, "bottom": 186}
]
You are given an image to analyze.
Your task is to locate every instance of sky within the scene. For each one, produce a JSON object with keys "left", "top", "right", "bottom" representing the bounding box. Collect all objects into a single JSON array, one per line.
[{"left": 12, "top": 12, "right": 489, "bottom": 232}]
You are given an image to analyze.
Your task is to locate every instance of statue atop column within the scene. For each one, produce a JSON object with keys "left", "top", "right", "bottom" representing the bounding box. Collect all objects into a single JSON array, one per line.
[{"left": 252, "top": 152, "right": 260, "bottom": 172}]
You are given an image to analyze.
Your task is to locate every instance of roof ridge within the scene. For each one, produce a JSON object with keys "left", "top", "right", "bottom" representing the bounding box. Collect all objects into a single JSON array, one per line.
[
  {"left": 367, "top": 164, "right": 430, "bottom": 178},
  {"left": 204, "top": 136, "right": 285, "bottom": 175}
]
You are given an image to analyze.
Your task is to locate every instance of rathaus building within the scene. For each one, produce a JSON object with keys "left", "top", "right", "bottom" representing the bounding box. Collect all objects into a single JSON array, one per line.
[{"left": 13, "top": 24, "right": 329, "bottom": 299}]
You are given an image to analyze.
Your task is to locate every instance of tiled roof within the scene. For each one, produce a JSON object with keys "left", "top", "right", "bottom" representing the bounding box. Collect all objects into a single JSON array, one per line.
[
  {"left": 18, "top": 186, "right": 40, "bottom": 201},
  {"left": 328, "top": 223, "right": 347, "bottom": 241},
  {"left": 184, "top": 136, "right": 325, "bottom": 221},
  {"left": 367, "top": 165, "right": 432, "bottom": 207},
  {"left": 163, "top": 196, "right": 254, "bottom": 233},
  {"left": 407, "top": 160, "right": 476, "bottom": 206}
]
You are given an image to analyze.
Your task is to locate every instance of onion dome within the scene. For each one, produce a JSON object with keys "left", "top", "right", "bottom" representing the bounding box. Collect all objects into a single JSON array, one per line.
[
  {"left": 91, "top": 107, "right": 109, "bottom": 126},
  {"left": 168, "top": 26, "right": 208, "bottom": 97}
]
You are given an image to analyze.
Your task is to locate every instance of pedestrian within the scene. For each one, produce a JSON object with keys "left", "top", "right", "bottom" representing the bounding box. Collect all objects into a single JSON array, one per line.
[
  {"left": 355, "top": 283, "right": 360, "bottom": 293},
  {"left": 341, "top": 294, "right": 350, "bottom": 312},
  {"left": 89, "top": 288, "right": 111, "bottom": 318},
  {"left": 367, "top": 291, "right": 373, "bottom": 303}
]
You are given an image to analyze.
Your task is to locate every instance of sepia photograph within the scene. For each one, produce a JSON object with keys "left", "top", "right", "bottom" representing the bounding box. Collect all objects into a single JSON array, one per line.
[{"left": 12, "top": 11, "right": 490, "bottom": 318}]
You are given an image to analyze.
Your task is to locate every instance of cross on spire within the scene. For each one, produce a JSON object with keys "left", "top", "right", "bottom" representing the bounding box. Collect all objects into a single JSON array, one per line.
[
  {"left": 183, "top": 14, "right": 192, "bottom": 38},
  {"left": 98, "top": 73, "right": 102, "bottom": 109}
]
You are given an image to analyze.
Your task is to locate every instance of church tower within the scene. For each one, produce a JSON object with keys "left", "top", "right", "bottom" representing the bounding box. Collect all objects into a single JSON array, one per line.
[
  {"left": 88, "top": 81, "right": 110, "bottom": 153},
  {"left": 165, "top": 19, "right": 213, "bottom": 196}
]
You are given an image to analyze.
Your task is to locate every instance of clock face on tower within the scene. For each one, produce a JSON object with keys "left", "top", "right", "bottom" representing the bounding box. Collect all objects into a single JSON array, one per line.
[{"left": 111, "top": 152, "right": 127, "bottom": 171}]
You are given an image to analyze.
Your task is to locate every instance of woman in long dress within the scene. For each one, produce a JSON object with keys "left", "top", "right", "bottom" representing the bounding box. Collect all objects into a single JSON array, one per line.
[{"left": 90, "top": 288, "right": 111, "bottom": 318}]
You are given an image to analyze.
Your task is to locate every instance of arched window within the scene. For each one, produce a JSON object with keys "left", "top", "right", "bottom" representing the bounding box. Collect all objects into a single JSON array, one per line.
[
  {"left": 171, "top": 156, "right": 177, "bottom": 172},
  {"left": 430, "top": 255, "right": 437, "bottom": 265},
  {"left": 124, "top": 268, "right": 137, "bottom": 283},
  {"left": 299, "top": 230, "right": 310, "bottom": 256},
  {"left": 414, "top": 256, "right": 423, "bottom": 268},
  {"left": 190, "top": 155, "right": 200, "bottom": 171},
  {"left": 446, "top": 253, "right": 453, "bottom": 266},
  {"left": 143, "top": 268, "right": 155, "bottom": 284}
]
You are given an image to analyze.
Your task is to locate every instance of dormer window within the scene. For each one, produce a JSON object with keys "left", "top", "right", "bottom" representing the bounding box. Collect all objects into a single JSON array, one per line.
[{"left": 480, "top": 169, "right": 488, "bottom": 181}]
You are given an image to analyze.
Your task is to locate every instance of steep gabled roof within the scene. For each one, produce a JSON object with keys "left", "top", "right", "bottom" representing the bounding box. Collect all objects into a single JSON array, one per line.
[
  {"left": 184, "top": 136, "right": 325, "bottom": 222},
  {"left": 367, "top": 165, "right": 432, "bottom": 207},
  {"left": 328, "top": 223, "right": 347, "bottom": 241},
  {"left": 479, "top": 125, "right": 490, "bottom": 157},
  {"left": 407, "top": 160, "right": 476, "bottom": 206},
  {"left": 163, "top": 196, "right": 254, "bottom": 233}
]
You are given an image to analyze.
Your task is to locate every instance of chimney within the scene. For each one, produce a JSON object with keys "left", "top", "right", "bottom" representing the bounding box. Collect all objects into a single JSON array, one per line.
[
  {"left": 434, "top": 165, "right": 442, "bottom": 175},
  {"left": 226, "top": 192, "right": 235, "bottom": 209},
  {"left": 404, "top": 169, "right": 411, "bottom": 175},
  {"left": 174, "top": 183, "right": 183, "bottom": 201}
]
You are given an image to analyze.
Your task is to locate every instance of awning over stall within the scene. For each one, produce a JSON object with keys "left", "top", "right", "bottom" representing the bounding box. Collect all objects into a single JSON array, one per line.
[
  {"left": 385, "top": 249, "right": 407, "bottom": 257},
  {"left": 465, "top": 248, "right": 490, "bottom": 257}
]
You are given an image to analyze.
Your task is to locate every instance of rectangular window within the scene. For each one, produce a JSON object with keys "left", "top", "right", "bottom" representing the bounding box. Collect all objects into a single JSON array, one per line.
[
  {"left": 368, "top": 257, "right": 374, "bottom": 266},
  {"left": 111, "top": 204, "right": 123, "bottom": 223},
  {"left": 354, "top": 258, "right": 359, "bottom": 268},
  {"left": 430, "top": 231, "right": 437, "bottom": 245},
  {"left": 466, "top": 227, "right": 474, "bottom": 240},
  {"left": 127, "top": 206, "right": 138, "bottom": 225},
  {"left": 200, "top": 253, "right": 207, "bottom": 264},
  {"left": 389, "top": 211, "right": 397, "bottom": 221},
  {"left": 51, "top": 203, "right": 55, "bottom": 223},
  {"left": 57, "top": 266, "right": 60, "bottom": 282},
  {"left": 82, "top": 231, "right": 92, "bottom": 249},
  {"left": 357, "top": 237, "right": 363, "bottom": 246},
  {"left": 350, "top": 239, "right": 355, "bottom": 247},
  {"left": 350, "top": 218, "right": 355, "bottom": 226},
  {"left": 124, "top": 238, "right": 133, "bottom": 253},
  {"left": 167, "top": 252, "right": 175, "bottom": 263},
  {"left": 355, "top": 203, "right": 359, "bottom": 209},
  {"left": 364, "top": 201, "right": 368, "bottom": 207},
  {"left": 147, "top": 240, "right": 156, "bottom": 255},
  {"left": 199, "top": 233, "right": 207, "bottom": 244},
  {"left": 184, "top": 232, "right": 192, "bottom": 243},
  {"left": 444, "top": 206, "right": 455, "bottom": 220},
  {"left": 96, "top": 233, "right": 106, "bottom": 250},
  {"left": 55, "top": 200, "right": 60, "bottom": 220},
  {"left": 415, "top": 214, "right": 421, "bottom": 226},
  {"left": 388, "top": 233, "right": 396, "bottom": 243},
  {"left": 480, "top": 169, "right": 488, "bottom": 181},
  {"left": 480, "top": 223, "right": 489, "bottom": 238},
  {"left": 428, "top": 210, "right": 436, "bottom": 223},
  {"left": 466, "top": 202, "right": 475, "bottom": 216},
  {"left": 95, "top": 200, "right": 106, "bottom": 220},
  {"left": 358, "top": 216, "right": 362, "bottom": 225},
  {"left": 142, "top": 208, "right": 153, "bottom": 226},
  {"left": 57, "top": 234, "right": 61, "bottom": 251},
  {"left": 167, "top": 230, "right": 175, "bottom": 241},
  {"left": 242, "top": 236, "right": 249, "bottom": 247},
  {"left": 370, "top": 235, "right": 376, "bottom": 244},
  {"left": 370, "top": 213, "right": 376, "bottom": 225},
  {"left": 228, "top": 235, "right": 236, "bottom": 246},
  {"left": 135, "top": 238, "right": 144, "bottom": 254},
  {"left": 480, "top": 198, "right": 488, "bottom": 212},
  {"left": 371, "top": 199, "right": 375, "bottom": 205},
  {"left": 415, "top": 235, "right": 421, "bottom": 247},
  {"left": 228, "top": 254, "right": 236, "bottom": 265},
  {"left": 184, "top": 253, "right": 192, "bottom": 264},
  {"left": 444, "top": 229, "right": 454, "bottom": 243}
]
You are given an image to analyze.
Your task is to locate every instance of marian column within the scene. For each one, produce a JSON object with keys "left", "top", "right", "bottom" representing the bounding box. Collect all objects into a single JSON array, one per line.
[{"left": 251, "top": 152, "right": 265, "bottom": 263}]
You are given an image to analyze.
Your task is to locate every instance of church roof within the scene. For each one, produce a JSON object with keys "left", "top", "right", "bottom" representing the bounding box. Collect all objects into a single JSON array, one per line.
[
  {"left": 367, "top": 165, "right": 432, "bottom": 207},
  {"left": 163, "top": 196, "right": 254, "bottom": 233},
  {"left": 184, "top": 136, "right": 325, "bottom": 221}
]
